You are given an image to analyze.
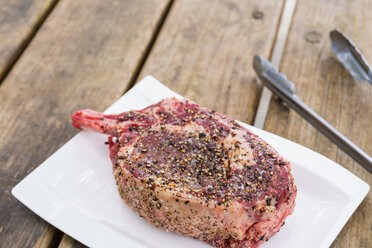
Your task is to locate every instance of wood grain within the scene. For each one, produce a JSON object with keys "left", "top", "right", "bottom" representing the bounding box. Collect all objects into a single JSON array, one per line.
[
  {"left": 264, "top": 0, "right": 372, "bottom": 247},
  {"left": 254, "top": 0, "right": 297, "bottom": 128},
  {"left": 0, "top": 0, "right": 171, "bottom": 247},
  {"left": 34, "top": 225, "right": 61, "bottom": 248},
  {"left": 138, "top": 0, "right": 284, "bottom": 124},
  {"left": 58, "top": 235, "right": 86, "bottom": 248},
  {"left": 0, "top": 0, "right": 57, "bottom": 81}
]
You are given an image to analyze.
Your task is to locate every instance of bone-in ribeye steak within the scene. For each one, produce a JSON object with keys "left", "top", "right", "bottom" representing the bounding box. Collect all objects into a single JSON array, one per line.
[{"left": 72, "top": 97, "right": 296, "bottom": 248}]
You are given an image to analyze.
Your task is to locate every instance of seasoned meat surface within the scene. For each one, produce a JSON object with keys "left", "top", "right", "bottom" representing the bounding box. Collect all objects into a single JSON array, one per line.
[{"left": 72, "top": 98, "right": 296, "bottom": 248}]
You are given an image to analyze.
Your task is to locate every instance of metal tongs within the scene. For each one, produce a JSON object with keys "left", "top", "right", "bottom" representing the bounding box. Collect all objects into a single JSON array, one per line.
[
  {"left": 253, "top": 55, "right": 372, "bottom": 174},
  {"left": 330, "top": 29, "right": 372, "bottom": 85}
]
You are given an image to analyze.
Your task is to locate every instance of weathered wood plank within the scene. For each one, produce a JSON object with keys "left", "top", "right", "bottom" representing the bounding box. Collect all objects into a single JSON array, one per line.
[
  {"left": 138, "top": 0, "right": 284, "bottom": 124},
  {"left": 264, "top": 0, "right": 372, "bottom": 247},
  {"left": 58, "top": 235, "right": 86, "bottom": 248},
  {"left": 0, "top": 0, "right": 171, "bottom": 247},
  {"left": 34, "top": 225, "right": 61, "bottom": 248},
  {"left": 0, "top": 0, "right": 57, "bottom": 82}
]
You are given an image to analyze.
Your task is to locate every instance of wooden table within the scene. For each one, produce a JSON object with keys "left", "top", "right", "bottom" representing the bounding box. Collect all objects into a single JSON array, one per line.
[{"left": 0, "top": 0, "right": 371, "bottom": 247}]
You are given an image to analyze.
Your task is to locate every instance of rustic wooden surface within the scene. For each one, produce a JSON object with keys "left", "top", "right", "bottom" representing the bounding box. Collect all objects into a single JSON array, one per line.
[
  {"left": 58, "top": 235, "right": 86, "bottom": 248},
  {"left": 0, "top": 0, "right": 171, "bottom": 247},
  {"left": 34, "top": 225, "right": 61, "bottom": 248},
  {"left": 0, "top": 0, "right": 57, "bottom": 81},
  {"left": 264, "top": 0, "right": 372, "bottom": 247},
  {"left": 138, "top": 0, "right": 284, "bottom": 124}
]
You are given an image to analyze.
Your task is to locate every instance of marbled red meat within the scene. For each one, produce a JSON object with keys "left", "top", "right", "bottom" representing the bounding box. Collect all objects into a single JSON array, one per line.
[{"left": 71, "top": 98, "right": 296, "bottom": 248}]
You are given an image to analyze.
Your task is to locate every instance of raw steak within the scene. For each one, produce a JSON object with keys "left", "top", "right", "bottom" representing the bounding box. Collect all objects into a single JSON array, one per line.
[{"left": 71, "top": 97, "right": 296, "bottom": 248}]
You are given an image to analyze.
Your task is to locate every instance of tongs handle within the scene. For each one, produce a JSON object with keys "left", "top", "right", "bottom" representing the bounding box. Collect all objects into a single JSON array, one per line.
[
  {"left": 290, "top": 95, "right": 372, "bottom": 173},
  {"left": 253, "top": 55, "right": 372, "bottom": 174}
]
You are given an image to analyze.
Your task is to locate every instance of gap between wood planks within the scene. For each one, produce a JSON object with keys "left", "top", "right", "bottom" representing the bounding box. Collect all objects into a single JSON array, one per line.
[
  {"left": 0, "top": 0, "right": 60, "bottom": 85},
  {"left": 253, "top": 0, "right": 297, "bottom": 129},
  {"left": 121, "top": 0, "right": 175, "bottom": 95},
  {"left": 0, "top": 1, "right": 63, "bottom": 245},
  {"left": 121, "top": 0, "right": 297, "bottom": 130}
]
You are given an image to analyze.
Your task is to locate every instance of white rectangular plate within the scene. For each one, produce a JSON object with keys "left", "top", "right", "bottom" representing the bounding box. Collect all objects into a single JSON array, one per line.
[{"left": 12, "top": 76, "right": 369, "bottom": 248}]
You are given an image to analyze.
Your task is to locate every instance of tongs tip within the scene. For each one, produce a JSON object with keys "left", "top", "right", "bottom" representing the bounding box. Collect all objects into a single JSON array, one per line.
[
  {"left": 253, "top": 55, "right": 296, "bottom": 97},
  {"left": 330, "top": 29, "right": 372, "bottom": 84}
]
